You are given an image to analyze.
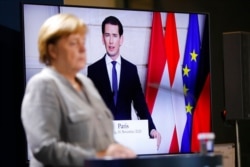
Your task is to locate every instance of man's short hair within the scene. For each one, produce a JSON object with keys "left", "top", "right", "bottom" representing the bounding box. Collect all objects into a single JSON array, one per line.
[{"left": 102, "top": 16, "right": 123, "bottom": 36}]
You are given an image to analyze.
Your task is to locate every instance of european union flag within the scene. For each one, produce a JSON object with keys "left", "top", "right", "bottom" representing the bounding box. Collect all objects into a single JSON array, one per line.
[{"left": 181, "top": 14, "right": 201, "bottom": 153}]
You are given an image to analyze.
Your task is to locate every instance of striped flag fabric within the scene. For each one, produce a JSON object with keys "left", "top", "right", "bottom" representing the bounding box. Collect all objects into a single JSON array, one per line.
[
  {"left": 145, "top": 12, "right": 186, "bottom": 153},
  {"left": 180, "top": 13, "right": 200, "bottom": 152},
  {"left": 145, "top": 12, "right": 176, "bottom": 153},
  {"left": 164, "top": 13, "right": 186, "bottom": 153},
  {"left": 180, "top": 14, "right": 211, "bottom": 153},
  {"left": 145, "top": 12, "right": 167, "bottom": 115},
  {"left": 191, "top": 15, "right": 211, "bottom": 152},
  {"left": 191, "top": 74, "right": 211, "bottom": 152},
  {"left": 145, "top": 12, "right": 210, "bottom": 154}
]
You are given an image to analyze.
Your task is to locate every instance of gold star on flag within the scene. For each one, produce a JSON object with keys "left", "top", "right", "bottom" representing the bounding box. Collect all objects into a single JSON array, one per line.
[
  {"left": 190, "top": 49, "right": 198, "bottom": 62},
  {"left": 183, "top": 64, "right": 190, "bottom": 77},
  {"left": 186, "top": 103, "right": 193, "bottom": 114},
  {"left": 183, "top": 84, "right": 189, "bottom": 96}
]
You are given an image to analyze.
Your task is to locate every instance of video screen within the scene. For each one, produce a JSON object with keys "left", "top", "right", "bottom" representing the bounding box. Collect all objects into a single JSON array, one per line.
[{"left": 22, "top": 3, "right": 211, "bottom": 156}]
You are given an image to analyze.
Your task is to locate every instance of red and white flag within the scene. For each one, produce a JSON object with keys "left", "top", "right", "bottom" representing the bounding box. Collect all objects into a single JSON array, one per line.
[
  {"left": 145, "top": 12, "right": 186, "bottom": 153},
  {"left": 165, "top": 13, "right": 186, "bottom": 153}
]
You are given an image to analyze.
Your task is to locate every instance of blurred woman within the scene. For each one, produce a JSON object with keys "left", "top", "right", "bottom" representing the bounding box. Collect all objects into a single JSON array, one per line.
[{"left": 21, "top": 13, "right": 136, "bottom": 167}]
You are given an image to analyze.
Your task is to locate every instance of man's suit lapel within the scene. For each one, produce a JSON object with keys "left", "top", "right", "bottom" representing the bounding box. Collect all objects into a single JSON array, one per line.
[
  {"left": 100, "top": 56, "right": 117, "bottom": 108},
  {"left": 119, "top": 57, "right": 127, "bottom": 94},
  {"left": 96, "top": 56, "right": 111, "bottom": 93}
]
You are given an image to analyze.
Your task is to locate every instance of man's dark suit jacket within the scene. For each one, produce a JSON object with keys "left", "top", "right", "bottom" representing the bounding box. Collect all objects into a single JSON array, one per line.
[{"left": 87, "top": 56, "right": 156, "bottom": 134}]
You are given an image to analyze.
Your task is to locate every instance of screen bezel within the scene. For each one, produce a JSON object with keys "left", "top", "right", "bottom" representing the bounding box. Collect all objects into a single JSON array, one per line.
[{"left": 21, "top": 2, "right": 211, "bottom": 160}]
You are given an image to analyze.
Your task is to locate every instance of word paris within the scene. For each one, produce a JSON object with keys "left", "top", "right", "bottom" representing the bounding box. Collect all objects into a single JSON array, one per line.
[
  {"left": 118, "top": 123, "right": 129, "bottom": 129},
  {"left": 113, "top": 120, "right": 157, "bottom": 154},
  {"left": 113, "top": 120, "right": 148, "bottom": 135}
]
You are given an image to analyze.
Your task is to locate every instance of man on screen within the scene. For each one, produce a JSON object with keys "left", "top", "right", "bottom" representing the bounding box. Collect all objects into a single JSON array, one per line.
[{"left": 87, "top": 16, "right": 161, "bottom": 149}]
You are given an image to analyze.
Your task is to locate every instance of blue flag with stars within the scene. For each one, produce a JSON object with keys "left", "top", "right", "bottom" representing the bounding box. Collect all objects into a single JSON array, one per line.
[{"left": 181, "top": 14, "right": 201, "bottom": 153}]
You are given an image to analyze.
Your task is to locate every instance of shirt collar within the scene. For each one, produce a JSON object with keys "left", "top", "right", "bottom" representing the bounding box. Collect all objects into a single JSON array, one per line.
[{"left": 105, "top": 54, "right": 121, "bottom": 65}]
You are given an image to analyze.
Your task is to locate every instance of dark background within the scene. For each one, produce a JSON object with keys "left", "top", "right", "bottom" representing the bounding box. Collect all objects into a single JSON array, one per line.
[{"left": 0, "top": 0, "right": 249, "bottom": 166}]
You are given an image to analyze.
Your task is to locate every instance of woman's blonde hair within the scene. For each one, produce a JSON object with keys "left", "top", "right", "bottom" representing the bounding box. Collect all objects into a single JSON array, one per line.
[{"left": 38, "top": 13, "right": 87, "bottom": 65}]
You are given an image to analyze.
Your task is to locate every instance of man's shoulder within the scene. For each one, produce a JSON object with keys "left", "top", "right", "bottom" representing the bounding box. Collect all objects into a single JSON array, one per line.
[
  {"left": 121, "top": 57, "right": 137, "bottom": 68},
  {"left": 88, "top": 57, "right": 105, "bottom": 68}
]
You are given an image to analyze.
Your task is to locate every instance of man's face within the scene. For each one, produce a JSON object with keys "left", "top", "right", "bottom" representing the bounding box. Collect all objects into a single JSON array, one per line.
[{"left": 102, "top": 23, "right": 123, "bottom": 59}]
